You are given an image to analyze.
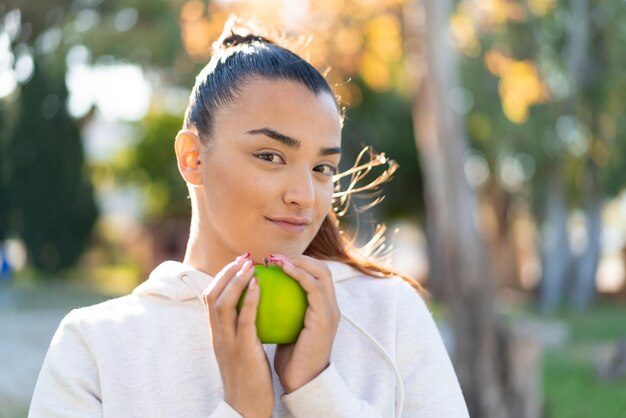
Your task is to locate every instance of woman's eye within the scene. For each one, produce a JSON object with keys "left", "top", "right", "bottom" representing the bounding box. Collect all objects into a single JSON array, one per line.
[
  {"left": 255, "top": 152, "right": 284, "bottom": 164},
  {"left": 315, "top": 164, "right": 337, "bottom": 177}
]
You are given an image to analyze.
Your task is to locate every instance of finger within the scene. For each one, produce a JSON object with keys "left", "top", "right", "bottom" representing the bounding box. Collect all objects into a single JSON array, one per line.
[
  {"left": 237, "top": 276, "right": 261, "bottom": 343},
  {"left": 219, "top": 259, "right": 256, "bottom": 310},
  {"left": 272, "top": 259, "right": 325, "bottom": 308},
  {"left": 271, "top": 254, "right": 336, "bottom": 300},
  {"left": 287, "top": 256, "right": 336, "bottom": 299},
  {"left": 211, "top": 259, "right": 256, "bottom": 338},
  {"left": 203, "top": 253, "right": 249, "bottom": 339},
  {"left": 202, "top": 253, "right": 250, "bottom": 308}
]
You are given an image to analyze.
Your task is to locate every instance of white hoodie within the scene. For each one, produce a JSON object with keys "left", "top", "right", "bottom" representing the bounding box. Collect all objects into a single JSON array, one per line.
[{"left": 29, "top": 260, "right": 469, "bottom": 417}]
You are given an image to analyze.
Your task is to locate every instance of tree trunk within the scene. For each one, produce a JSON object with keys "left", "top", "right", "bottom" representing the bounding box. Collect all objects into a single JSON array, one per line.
[
  {"left": 403, "top": 1, "right": 540, "bottom": 417},
  {"left": 566, "top": 0, "right": 604, "bottom": 311},
  {"left": 570, "top": 161, "right": 603, "bottom": 311},
  {"left": 483, "top": 180, "right": 523, "bottom": 290},
  {"left": 540, "top": 0, "right": 597, "bottom": 312},
  {"left": 538, "top": 163, "right": 573, "bottom": 314}
]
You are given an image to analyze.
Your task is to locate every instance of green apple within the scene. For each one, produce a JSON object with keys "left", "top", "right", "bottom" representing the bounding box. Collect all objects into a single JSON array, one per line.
[{"left": 237, "top": 264, "right": 308, "bottom": 344}]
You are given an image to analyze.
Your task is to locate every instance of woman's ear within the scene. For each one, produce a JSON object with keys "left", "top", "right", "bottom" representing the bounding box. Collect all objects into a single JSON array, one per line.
[{"left": 174, "top": 130, "right": 203, "bottom": 186}]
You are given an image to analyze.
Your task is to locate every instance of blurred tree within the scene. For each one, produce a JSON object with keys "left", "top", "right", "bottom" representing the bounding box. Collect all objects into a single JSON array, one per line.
[
  {"left": 403, "top": 1, "right": 539, "bottom": 416},
  {"left": 5, "top": 0, "right": 183, "bottom": 72},
  {"left": 3, "top": 62, "right": 98, "bottom": 272},
  {"left": 454, "top": 0, "right": 626, "bottom": 312},
  {"left": 0, "top": 102, "right": 8, "bottom": 242},
  {"left": 112, "top": 111, "right": 189, "bottom": 219},
  {"left": 341, "top": 78, "right": 424, "bottom": 222},
  {"left": 0, "top": 0, "right": 191, "bottom": 272},
  {"left": 450, "top": 1, "right": 571, "bottom": 314},
  {"left": 566, "top": 0, "right": 626, "bottom": 311},
  {"left": 0, "top": 3, "right": 102, "bottom": 274}
]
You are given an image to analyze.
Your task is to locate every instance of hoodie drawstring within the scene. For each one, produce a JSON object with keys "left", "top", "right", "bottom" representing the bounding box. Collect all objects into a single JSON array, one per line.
[{"left": 340, "top": 312, "right": 405, "bottom": 418}]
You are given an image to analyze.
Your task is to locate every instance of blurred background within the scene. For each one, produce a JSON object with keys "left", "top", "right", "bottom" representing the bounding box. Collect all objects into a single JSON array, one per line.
[{"left": 1, "top": 0, "right": 625, "bottom": 417}]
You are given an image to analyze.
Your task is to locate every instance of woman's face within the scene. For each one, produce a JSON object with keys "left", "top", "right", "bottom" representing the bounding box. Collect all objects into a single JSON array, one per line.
[{"left": 194, "top": 78, "right": 342, "bottom": 264}]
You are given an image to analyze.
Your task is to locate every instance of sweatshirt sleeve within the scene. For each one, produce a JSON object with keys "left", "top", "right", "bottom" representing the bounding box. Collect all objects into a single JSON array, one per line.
[
  {"left": 397, "top": 284, "right": 470, "bottom": 417},
  {"left": 29, "top": 310, "right": 103, "bottom": 418},
  {"left": 281, "top": 362, "right": 383, "bottom": 417}
]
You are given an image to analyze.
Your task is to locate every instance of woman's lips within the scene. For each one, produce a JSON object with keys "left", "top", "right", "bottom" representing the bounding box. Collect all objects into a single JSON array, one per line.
[{"left": 266, "top": 218, "right": 307, "bottom": 233}]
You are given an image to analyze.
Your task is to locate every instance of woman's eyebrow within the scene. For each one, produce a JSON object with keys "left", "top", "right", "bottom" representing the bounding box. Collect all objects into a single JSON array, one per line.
[
  {"left": 319, "top": 146, "right": 342, "bottom": 157},
  {"left": 246, "top": 127, "right": 342, "bottom": 156},
  {"left": 247, "top": 127, "right": 299, "bottom": 149}
]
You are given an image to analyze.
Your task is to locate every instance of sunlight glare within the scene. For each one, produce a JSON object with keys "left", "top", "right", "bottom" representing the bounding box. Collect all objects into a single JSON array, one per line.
[{"left": 66, "top": 63, "right": 151, "bottom": 121}]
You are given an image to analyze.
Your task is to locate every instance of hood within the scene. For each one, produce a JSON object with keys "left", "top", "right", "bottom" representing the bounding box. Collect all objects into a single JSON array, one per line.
[{"left": 133, "top": 259, "right": 363, "bottom": 302}]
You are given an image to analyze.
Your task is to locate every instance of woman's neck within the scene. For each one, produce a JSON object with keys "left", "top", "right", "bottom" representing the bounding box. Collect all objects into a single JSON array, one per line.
[{"left": 182, "top": 211, "right": 231, "bottom": 278}]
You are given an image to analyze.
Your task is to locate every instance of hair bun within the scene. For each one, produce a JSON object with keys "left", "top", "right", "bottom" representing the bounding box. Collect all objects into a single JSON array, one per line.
[
  {"left": 213, "top": 15, "right": 274, "bottom": 51},
  {"left": 222, "top": 32, "right": 273, "bottom": 47}
]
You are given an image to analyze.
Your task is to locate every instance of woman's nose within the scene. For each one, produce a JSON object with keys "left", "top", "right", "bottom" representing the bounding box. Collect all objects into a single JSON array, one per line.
[{"left": 283, "top": 170, "right": 315, "bottom": 208}]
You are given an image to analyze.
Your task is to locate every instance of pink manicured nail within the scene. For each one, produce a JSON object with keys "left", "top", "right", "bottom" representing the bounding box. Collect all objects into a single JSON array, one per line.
[
  {"left": 270, "top": 254, "right": 286, "bottom": 262},
  {"left": 242, "top": 259, "right": 254, "bottom": 271},
  {"left": 270, "top": 254, "right": 294, "bottom": 269},
  {"left": 269, "top": 255, "right": 284, "bottom": 264}
]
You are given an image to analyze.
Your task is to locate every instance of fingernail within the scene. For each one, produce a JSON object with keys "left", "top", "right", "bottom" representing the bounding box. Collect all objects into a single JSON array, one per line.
[
  {"left": 274, "top": 259, "right": 293, "bottom": 269},
  {"left": 237, "top": 252, "right": 250, "bottom": 262},
  {"left": 242, "top": 259, "right": 254, "bottom": 271},
  {"left": 270, "top": 254, "right": 292, "bottom": 268}
]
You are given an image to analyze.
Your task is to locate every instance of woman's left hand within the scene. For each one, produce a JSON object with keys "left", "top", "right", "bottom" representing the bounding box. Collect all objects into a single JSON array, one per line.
[{"left": 269, "top": 254, "right": 341, "bottom": 393}]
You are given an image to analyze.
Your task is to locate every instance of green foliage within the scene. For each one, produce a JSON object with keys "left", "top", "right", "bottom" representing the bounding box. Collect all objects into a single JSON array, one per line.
[
  {"left": 114, "top": 111, "right": 189, "bottom": 218},
  {"left": 79, "top": 0, "right": 183, "bottom": 70},
  {"left": 341, "top": 78, "right": 424, "bottom": 221},
  {"left": 3, "top": 64, "right": 98, "bottom": 273},
  {"left": 462, "top": 1, "right": 626, "bottom": 207}
]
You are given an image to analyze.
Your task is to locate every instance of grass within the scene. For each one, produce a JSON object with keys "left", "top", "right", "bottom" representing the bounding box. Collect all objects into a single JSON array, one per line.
[
  {"left": 539, "top": 301, "right": 626, "bottom": 418},
  {"left": 550, "top": 302, "right": 626, "bottom": 343},
  {"left": 430, "top": 298, "right": 626, "bottom": 417},
  {"left": 543, "top": 347, "right": 626, "bottom": 418}
]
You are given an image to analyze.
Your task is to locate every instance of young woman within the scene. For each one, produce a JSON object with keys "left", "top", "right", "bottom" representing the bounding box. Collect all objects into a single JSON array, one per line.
[{"left": 29, "top": 18, "right": 469, "bottom": 418}]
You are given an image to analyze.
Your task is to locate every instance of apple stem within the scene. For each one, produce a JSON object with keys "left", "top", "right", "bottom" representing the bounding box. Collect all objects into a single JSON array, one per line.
[{"left": 263, "top": 257, "right": 269, "bottom": 268}]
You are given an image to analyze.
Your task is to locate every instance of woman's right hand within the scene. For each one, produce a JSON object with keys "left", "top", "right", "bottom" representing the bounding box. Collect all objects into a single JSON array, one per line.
[{"left": 202, "top": 253, "right": 274, "bottom": 418}]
